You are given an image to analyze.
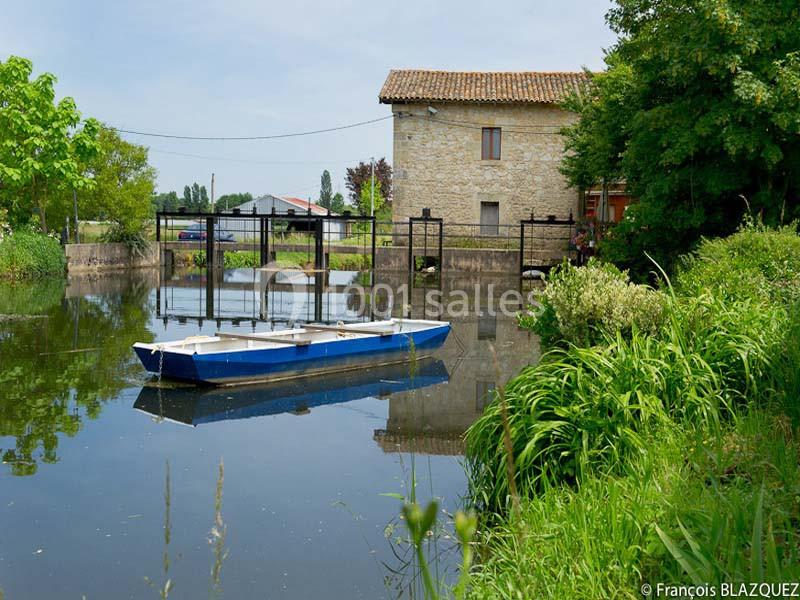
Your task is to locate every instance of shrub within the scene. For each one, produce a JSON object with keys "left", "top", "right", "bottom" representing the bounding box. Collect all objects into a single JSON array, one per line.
[
  {"left": 100, "top": 223, "right": 151, "bottom": 257},
  {"left": 0, "top": 230, "right": 66, "bottom": 279},
  {"left": 676, "top": 220, "right": 800, "bottom": 305},
  {"left": 521, "top": 258, "right": 666, "bottom": 347}
]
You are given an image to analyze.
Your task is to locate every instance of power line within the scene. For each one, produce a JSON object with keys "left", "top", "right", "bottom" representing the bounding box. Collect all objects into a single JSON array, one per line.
[
  {"left": 114, "top": 115, "right": 393, "bottom": 141},
  {"left": 148, "top": 148, "right": 363, "bottom": 165}
]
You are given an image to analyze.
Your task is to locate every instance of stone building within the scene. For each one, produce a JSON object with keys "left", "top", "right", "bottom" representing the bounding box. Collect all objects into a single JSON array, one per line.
[{"left": 379, "top": 69, "right": 589, "bottom": 232}]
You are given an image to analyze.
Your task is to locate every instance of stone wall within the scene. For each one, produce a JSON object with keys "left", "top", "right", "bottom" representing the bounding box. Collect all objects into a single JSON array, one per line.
[
  {"left": 376, "top": 246, "right": 518, "bottom": 273},
  {"left": 391, "top": 102, "right": 579, "bottom": 224},
  {"left": 65, "top": 242, "right": 159, "bottom": 273}
]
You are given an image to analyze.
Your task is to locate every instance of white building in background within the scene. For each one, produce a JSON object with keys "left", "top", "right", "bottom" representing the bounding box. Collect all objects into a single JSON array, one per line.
[{"left": 218, "top": 195, "right": 347, "bottom": 241}]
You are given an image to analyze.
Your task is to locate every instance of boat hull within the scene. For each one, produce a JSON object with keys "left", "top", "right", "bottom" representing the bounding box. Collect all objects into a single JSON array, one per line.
[{"left": 134, "top": 323, "right": 450, "bottom": 385}]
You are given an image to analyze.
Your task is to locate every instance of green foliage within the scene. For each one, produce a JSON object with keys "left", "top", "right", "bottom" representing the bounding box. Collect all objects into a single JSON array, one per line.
[
  {"left": 675, "top": 219, "right": 800, "bottom": 305},
  {"left": 520, "top": 258, "right": 666, "bottom": 347},
  {"left": 182, "top": 183, "right": 210, "bottom": 212},
  {"left": 0, "top": 230, "right": 66, "bottom": 279},
  {"left": 357, "top": 180, "right": 386, "bottom": 217},
  {"left": 215, "top": 192, "right": 253, "bottom": 210},
  {"left": 562, "top": 1, "right": 800, "bottom": 277},
  {"left": 469, "top": 225, "right": 799, "bottom": 508},
  {"left": 82, "top": 126, "right": 156, "bottom": 237},
  {"left": 100, "top": 225, "right": 151, "bottom": 257},
  {"left": 467, "top": 411, "right": 800, "bottom": 598},
  {"left": 152, "top": 191, "right": 180, "bottom": 213},
  {"left": 318, "top": 170, "right": 332, "bottom": 209},
  {"left": 330, "top": 192, "right": 346, "bottom": 214},
  {"left": 345, "top": 158, "right": 392, "bottom": 203},
  {"left": 0, "top": 55, "right": 100, "bottom": 233}
]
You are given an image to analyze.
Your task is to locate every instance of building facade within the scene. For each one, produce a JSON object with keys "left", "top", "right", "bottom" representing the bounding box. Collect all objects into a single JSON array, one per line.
[{"left": 379, "top": 70, "right": 589, "bottom": 231}]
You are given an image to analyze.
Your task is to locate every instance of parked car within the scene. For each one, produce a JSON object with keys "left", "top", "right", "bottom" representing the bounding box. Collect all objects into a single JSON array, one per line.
[{"left": 177, "top": 223, "right": 235, "bottom": 242}]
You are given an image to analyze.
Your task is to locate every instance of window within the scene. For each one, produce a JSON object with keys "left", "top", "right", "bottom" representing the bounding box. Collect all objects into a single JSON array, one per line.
[
  {"left": 481, "top": 127, "right": 501, "bottom": 160},
  {"left": 480, "top": 201, "right": 499, "bottom": 236}
]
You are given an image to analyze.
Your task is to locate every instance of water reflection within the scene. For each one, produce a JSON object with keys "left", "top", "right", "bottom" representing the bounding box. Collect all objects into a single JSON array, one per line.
[
  {"left": 134, "top": 360, "right": 450, "bottom": 426},
  {"left": 0, "top": 266, "right": 539, "bottom": 599},
  {"left": 0, "top": 272, "right": 154, "bottom": 475}
]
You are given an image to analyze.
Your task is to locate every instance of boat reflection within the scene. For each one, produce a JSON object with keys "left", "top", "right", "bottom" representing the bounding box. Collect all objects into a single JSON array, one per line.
[{"left": 133, "top": 359, "right": 449, "bottom": 426}]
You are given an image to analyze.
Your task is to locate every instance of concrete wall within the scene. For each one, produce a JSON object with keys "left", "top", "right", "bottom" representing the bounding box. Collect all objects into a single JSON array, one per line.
[
  {"left": 391, "top": 102, "right": 580, "bottom": 225},
  {"left": 376, "top": 246, "right": 518, "bottom": 273},
  {"left": 65, "top": 242, "right": 159, "bottom": 273}
]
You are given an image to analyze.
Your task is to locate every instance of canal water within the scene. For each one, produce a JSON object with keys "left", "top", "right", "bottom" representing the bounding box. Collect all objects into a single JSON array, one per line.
[{"left": 0, "top": 269, "right": 539, "bottom": 599}]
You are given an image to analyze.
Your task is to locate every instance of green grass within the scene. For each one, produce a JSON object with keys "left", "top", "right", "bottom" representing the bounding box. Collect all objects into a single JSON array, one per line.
[
  {"left": 464, "top": 222, "right": 800, "bottom": 597},
  {"left": 467, "top": 409, "right": 800, "bottom": 599}
]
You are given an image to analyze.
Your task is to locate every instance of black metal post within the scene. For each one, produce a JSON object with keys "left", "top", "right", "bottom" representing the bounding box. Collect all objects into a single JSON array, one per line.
[
  {"left": 370, "top": 215, "right": 377, "bottom": 276},
  {"left": 314, "top": 271, "right": 323, "bottom": 323},
  {"left": 314, "top": 217, "right": 324, "bottom": 270},
  {"left": 206, "top": 216, "right": 215, "bottom": 320},
  {"left": 437, "top": 220, "right": 443, "bottom": 275},
  {"left": 156, "top": 214, "right": 161, "bottom": 243},
  {"left": 519, "top": 222, "right": 525, "bottom": 274},
  {"left": 259, "top": 217, "right": 267, "bottom": 266},
  {"left": 407, "top": 220, "right": 414, "bottom": 273}
]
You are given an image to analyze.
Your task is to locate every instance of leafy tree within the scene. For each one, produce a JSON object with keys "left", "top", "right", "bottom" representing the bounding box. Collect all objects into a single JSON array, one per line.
[
  {"left": 319, "top": 170, "right": 333, "bottom": 208},
  {"left": 152, "top": 191, "right": 180, "bottom": 212},
  {"left": 191, "top": 183, "right": 210, "bottom": 211},
  {"left": 330, "top": 192, "right": 346, "bottom": 214},
  {"left": 81, "top": 126, "right": 156, "bottom": 237},
  {"left": 216, "top": 192, "right": 253, "bottom": 210},
  {"left": 357, "top": 180, "right": 386, "bottom": 216},
  {"left": 346, "top": 158, "right": 392, "bottom": 204},
  {"left": 561, "top": 0, "right": 800, "bottom": 277},
  {"left": 0, "top": 56, "right": 100, "bottom": 232},
  {"left": 178, "top": 183, "right": 210, "bottom": 211}
]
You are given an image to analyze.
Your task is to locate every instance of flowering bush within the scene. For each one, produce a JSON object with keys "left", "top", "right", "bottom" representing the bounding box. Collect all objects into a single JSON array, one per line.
[
  {"left": 521, "top": 258, "right": 666, "bottom": 347},
  {"left": 0, "top": 209, "right": 10, "bottom": 243}
]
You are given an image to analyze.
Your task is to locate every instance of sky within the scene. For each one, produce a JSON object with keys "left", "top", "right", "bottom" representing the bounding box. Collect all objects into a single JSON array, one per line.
[{"left": 1, "top": 0, "right": 617, "bottom": 202}]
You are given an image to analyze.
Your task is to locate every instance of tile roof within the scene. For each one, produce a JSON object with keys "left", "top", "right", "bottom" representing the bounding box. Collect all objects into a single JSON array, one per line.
[
  {"left": 379, "top": 69, "right": 589, "bottom": 105},
  {"left": 280, "top": 196, "right": 331, "bottom": 215}
]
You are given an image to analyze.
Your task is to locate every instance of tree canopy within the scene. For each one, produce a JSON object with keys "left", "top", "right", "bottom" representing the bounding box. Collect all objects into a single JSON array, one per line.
[
  {"left": 0, "top": 56, "right": 100, "bottom": 232},
  {"left": 216, "top": 192, "right": 253, "bottom": 210},
  {"left": 319, "top": 170, "right": 333, "bottom": 208},
  {"left": 345, "top": 158, "right": 392, "bottom": 205},
  {"left": 357, "top": 180, "right": 386, "bottom": 217},
  {"left": 182, "top": 183, "right": 210, "bottom": 212},
  {"left": 81, "top": 126, "right": 156, "bottom": 237},
  {"left": 330, "top": 192, "right": 346, "bottom": 214},
  {"left": 561, "top": 0, "right": 800, "bottom": 276}
]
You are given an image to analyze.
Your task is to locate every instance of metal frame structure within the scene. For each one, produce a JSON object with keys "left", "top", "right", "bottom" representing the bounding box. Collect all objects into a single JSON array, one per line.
[
  {"left": 518, "top": 213, "right": 576, "bottom": 275},
  {"left": 155, "top": 209, "right": 377, "bottom": 322},
  {"left": 407, "top": 213, "right": 443, "bottom": 274}
]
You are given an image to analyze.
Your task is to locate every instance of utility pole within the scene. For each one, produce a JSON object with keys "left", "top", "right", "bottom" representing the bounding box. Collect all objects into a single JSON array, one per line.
[
  {"left": 211, "top": 173, "right": 216, "bottom": 213},
  {"left": 370, "top": 157, "right": 375, "bottom": 217},
  {"left": 72, "top": 189, "right": 79, "bottom": 243}
]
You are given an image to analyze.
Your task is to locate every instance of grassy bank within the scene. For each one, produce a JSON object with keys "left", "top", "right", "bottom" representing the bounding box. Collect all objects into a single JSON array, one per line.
[
  {"left": 463, "top": 222, "right": 800, "bottom": 597},
  {"left": 0, "top": 230, "right": 66, "bottom": 279}
]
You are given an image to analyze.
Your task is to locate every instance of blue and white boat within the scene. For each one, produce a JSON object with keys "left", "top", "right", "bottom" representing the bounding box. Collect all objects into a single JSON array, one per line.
[{"left": 133, "top": 319, "right": 451, "bottom": 386}]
